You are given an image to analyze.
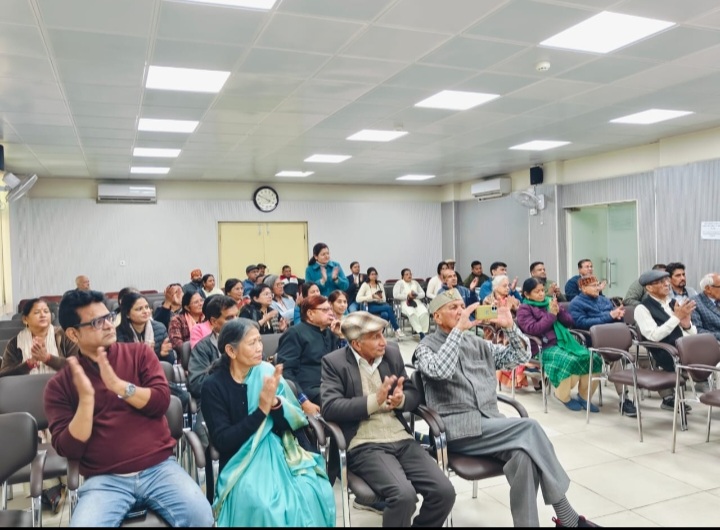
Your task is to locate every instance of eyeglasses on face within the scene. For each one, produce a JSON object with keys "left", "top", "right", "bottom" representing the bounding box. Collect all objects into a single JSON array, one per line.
[{"left": 75, "top": 312, "right": 116, "bottom": 330}]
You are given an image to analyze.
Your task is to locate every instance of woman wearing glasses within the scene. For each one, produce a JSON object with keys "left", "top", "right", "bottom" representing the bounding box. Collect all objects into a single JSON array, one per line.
[
  {"left": 275, "top": 295, "right": 342, "bottom": 416},
  {"left": 116, "top": 292, "right": 175, "bottom": 364}
]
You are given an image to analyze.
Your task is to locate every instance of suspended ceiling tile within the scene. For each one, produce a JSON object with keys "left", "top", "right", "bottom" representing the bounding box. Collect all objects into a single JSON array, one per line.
[
  {"left": 465, "top": 1, "right": 592, "bottom": 45},
  {"left": 142, "top": 90, "right": 217, "bottom": 109},
  {"left": 47, "top": 29, "right": 148, "bottom": 63},
  {"left": 489, "top": 46, "right": 597, "bottom": 78},
  {"left": 202, "top": 109, "right": 268, "bottom": 124},
  {"left": 508, "top": 78, "right": 599, "bottom": 101},
  {"left": 419, "top": 37, "right": 526, "bottom": 70},
  {"left": 274, "top": 97, "right": 347, "bottom": 116},
  {"left": 239, "top": 48, "right": 329, "bottom": 77},
  {"left": 557, "top": 56, "right": 658, "bottom": 84},
  {"left": 195, "top": 121, "right": 255, "bottom": 136},
  {"left": 377, "top": 0, "right": 501, "bottom": 33},
  {"left": 75, "top": 127, "right": 136, "bottom": 140},
  {"left": 613, "top": 62, "right": 713, "bottom": 91},
  {"left": 342, "top": 26, "right": 449, "bottom": 62},
  {"left": 4, "top": 0, "right": 36, "bottom": 26},
  {"left": 453, "top": 72, "right": 537, "bottom": 95},
  {"left": 81, "top": 137, "right": 134, "bottom": 148},
  {"left": 3, "top": 111, "right": 71, "bottom": 126},
  {"left": 63, "top": 83, "right": 142, "bottom": 105},
  {"left": 384, "top": 64, "right": 476, "bottom": 90},
  {"left": 0, "top": 23, "right": 47, "bottom": 58},
  {"left": 55, "top": 59, "right": 145, "bottom": 87},
  {"left": 70, "top": 101, "right": 140, "bottom": 119},
  {"left": 222, "top": 74, "right": 304, "bottom": 98},
  {"left": 1, "top": 98, "right": 69, "bottom": 115},
  {"left": 354, "top": 85, "right": 432, "bottom": 107},
  {"left": 157, "top": 1, "right": 268, "bottom": 45},
  {"left": 615, "top": 26, "right": 720, "bottom": 61},
  {"left": 0, "top": 55, "right": 56, "bottom": 81},
  {"left": 151, "top": 39, "right": 246, "bottom": 70},
  {"left": 613, "top": 0, "right": 720, "bottom": 24},
  {"left": 256, "top": 13, "right": 363, "bottom": 54},
  {"left": 38, "top": 0, "right": 155, "bottom": 36},
  {"left": 211, "top": 93, "right": 286, "bottom": 113},
  {"left": 293, "top": 79, "right": 374, "bottom": 102},
  {"left": 0, "top": 78, "right": 63, "bottom": 103},
  {"left": 139, "top": 105, "right": 206, "bottom": 121},
  {"left": 73, "top": 116, "right": 136, "bottom": 130},
  {"left": 277, "top": 0, "right": 391, "bottom": 22},
  {"left": 314, "top": 56, "right": 406, "bottom": 83}
]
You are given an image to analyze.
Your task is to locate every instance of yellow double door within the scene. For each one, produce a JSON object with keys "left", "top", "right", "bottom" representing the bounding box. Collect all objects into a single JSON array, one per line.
[{"left": 218, "top": 222, "right": 308, "bottom": 286}]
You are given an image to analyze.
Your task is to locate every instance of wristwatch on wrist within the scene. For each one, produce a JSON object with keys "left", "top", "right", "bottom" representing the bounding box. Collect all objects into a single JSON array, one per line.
[{"left": 119, "top": 383, "right": 136, "bottom": 400}]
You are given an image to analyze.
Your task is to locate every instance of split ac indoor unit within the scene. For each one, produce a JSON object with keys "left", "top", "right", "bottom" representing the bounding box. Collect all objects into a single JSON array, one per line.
[{"left": 97, "top": 183, "right": 157, "bottom": 204}]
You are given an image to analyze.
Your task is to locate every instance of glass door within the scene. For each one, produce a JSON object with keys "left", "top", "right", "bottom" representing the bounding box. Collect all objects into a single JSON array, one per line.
[{"left": 567, "top": 201, "right": 638, "bottom": 298}]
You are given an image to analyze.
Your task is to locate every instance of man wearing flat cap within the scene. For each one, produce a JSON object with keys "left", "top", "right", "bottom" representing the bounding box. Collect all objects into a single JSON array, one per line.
[
  {"left": 321, "top": 312, "right": 455, "bottom": 527},
  {"left": 634, "top": 268, "right": 698, "bottom": 411},
  {"left": 243, "top": 264, "right": 259, "bottom": 294},
  {"left": 413, "top": 290, "right": 598, "bottom": 528}
]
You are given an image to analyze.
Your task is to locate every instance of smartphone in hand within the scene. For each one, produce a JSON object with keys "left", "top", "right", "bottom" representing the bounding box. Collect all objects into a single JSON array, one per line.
[{"left": 475, "top": 305, "right": 498, "bottom": 320}]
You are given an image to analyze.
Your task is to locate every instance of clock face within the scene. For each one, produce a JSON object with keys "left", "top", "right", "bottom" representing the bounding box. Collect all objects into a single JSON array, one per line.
[{"left": 253, "top": 186, "right": 279, "bottom": 212}]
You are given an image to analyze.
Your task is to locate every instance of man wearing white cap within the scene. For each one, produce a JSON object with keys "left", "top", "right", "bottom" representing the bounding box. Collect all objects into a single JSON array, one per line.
[
  {"left": 321, "top": 311, "right": 455, "bottom": 527},
  {"left": 413, "top": 290, "right": 598, "bottom": 528}
]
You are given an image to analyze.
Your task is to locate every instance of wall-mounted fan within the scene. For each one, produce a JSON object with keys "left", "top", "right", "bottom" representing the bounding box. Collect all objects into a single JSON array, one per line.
[
  {"left": 1, "top": 173, "right": 37, "bottom": 204},
  {"left": 511, "top": 186, "right": 545, "bottom": 216}
]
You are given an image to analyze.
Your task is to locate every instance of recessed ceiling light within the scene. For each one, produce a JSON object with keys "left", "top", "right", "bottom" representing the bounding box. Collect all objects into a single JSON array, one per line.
[
  {"left": 509, "top": 140, "right": 570, "bottom": 151},
  {"left": 133, "top": 148, "right": 181, "bottom": 158},
  {"left": 138, "top": 118, "right": 199, "bottom": 133},
  {"left": 276, "top": 171, "right": 314, "bottom": 177},
  {"left": 181, "top": 0, "right": 277, "bottom": 9},
  {"left": 130, "top": 167, "right": 170, "bottom": 174},
  {"left": 610, "top": 109, "right": 693, "bottom": 125},
  {"left": 304, "top": 154, "right": 352, "bottom": 163},
  {"left": 540, "top": 11, "right": 675, "bottom": 54},
  {"left": 347, "top": 129, "right": 409, "bottom": 142},
  {"left": 146, "top": 66, "right": 231, "bottom": 93},
  {"left": 414, "top": 90, "right": 500, "bottom": 111},
  {"left": 396, "top": 174, "right": 436, "bottom": 181}
]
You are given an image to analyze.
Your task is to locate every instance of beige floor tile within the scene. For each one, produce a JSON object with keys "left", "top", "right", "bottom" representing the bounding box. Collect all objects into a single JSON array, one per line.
[
  {"left": 569, "top": 460, "right": 699, "bottom": 509},
  {"left": 447, "top": 489, "right": 515, "bottom": 527},
  {"left": 591, "top": 510, "right": 660, "bottom": 527},
  {"left": 567, "top": 423, "right": 670, "bottom": 459},
  {"left": 633, "top": 491, "right": 719, "bottom": 527},
  {"left": 547, "top": 433, "right": 623, "bottom": 471},
  {"left": 631, "top": 446, "right": 720, "bottom": 490}
]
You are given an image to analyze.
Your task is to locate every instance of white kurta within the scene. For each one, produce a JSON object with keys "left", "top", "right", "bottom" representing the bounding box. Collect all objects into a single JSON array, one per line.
[{"left": 393, "top": 280, "right": 429, "bottom": 333}]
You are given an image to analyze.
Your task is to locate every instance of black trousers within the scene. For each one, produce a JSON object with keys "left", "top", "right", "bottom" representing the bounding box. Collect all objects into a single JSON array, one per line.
[{"left": 348, "top": 439, "right": 455, "bottom": 527}]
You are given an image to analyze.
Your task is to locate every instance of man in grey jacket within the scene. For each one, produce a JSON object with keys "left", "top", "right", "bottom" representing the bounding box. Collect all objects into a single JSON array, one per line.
[{"left": 413, "top": 289, "right": 597, "bottom": 528}]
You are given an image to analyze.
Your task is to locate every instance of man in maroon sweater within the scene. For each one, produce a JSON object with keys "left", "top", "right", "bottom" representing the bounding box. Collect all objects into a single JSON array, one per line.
[{"left": 44, "top": 289, "right": 213, "bottom": 527}]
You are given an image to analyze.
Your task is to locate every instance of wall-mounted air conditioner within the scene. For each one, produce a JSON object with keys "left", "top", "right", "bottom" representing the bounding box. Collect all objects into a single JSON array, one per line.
[
  {"left": 97, "top": 183, "right": 157, "bottom": 204},
  {"left": 471, "top": 177, "right": 512, "bottom": 201}
]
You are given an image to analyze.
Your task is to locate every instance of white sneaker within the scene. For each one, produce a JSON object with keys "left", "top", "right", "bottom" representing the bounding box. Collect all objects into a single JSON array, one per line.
[{"left": 395, "top": 329, "right": 406, "bottom": 338}]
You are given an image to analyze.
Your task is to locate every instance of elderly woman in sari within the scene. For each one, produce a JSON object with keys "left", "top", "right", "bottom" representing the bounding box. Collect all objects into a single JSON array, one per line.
[
  {"left": 201, "top": 318, "right": 335, "bottom": 527},
  {"left": 516, "top": 278, "right": 602, "bottom": 413},
  {"left": 392, "top": 268, "right": 430, "bottom": 339}
]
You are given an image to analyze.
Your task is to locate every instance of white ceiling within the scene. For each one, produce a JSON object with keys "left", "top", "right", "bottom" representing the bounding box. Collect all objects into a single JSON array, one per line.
[{"left": 2, "top": 0, "right": 720, "bottom": 186}]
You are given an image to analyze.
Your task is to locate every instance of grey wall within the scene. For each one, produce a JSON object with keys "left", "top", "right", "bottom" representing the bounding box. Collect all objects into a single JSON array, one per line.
[
  {"left": 10, "top": 198, "right": 442, "bottom": 301},
  {"left": 527, "top": 184, "right": 560, "bottom": 284},
  {"left": 455, "top": 195, "right": 529, "bottom": 281}
]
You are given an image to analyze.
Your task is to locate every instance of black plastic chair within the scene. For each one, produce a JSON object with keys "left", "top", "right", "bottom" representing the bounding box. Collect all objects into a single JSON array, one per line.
[
  {"left": 0, "top": 373, "right": 68, "bottom": 508},
  {"left": 0, "top": 412, "right": 45, "bottom": 527}
]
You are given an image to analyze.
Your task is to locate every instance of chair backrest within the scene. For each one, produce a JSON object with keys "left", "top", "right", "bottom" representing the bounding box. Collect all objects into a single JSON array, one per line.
[
  {"left": 0, "top": 372, "right": 55, "bottom": 430},
  {"left": 384, "top": 284, "right": 394, "bottom": 302},
  {"left": 165, "top": 395, "right": 185, "bottom": 440},
  {"left": 261, "top": 333, "right": 282, "bottom": 362},
  {"left": 283, "top": 282, "right": 299, "bottom": 300},
  {"left": 410, "top": 369, "right": 427, "bottom": 406},
  {"left": 181, "top": 341, "right": 192, "bottom": 371},
  {"left": 675, "top": 334, "right": 720, "bottom": 382},
  {"left": 589, "top": 322, "right": 633, "bottom": 354},
  {"left": 0, "top": 412, "right": 38, "bottom": 484},
  {"left": 160, "top": 361, "right": 175, "bottom": 384},
  {"left": 623, "top": 304, "right": 636, "bottom": 327}
]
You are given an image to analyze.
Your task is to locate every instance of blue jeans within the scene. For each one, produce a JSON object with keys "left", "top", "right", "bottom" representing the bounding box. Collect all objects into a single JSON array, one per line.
[
  {"left": 71, "top": 457, "right": 214, "bottom": 527},
  {"left": 367, "top": 302, "right": 399, "bottom": 330},
  {"left": 347, "top": 302, "right": 360, "bottom": 313}
]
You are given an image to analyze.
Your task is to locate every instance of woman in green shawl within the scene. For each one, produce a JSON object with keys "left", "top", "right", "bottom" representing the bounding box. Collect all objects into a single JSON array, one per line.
[
  {"left": 201, "top": 318, "right": 336, "bottom": 527},
  {"left": 516, "top": 278, "right": 602, "bottom": 412}
]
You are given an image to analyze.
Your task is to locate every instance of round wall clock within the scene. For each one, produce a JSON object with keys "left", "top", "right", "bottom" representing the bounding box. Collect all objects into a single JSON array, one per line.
[{"left": 252, "top": 186, "right": 279, "bottom": 213}]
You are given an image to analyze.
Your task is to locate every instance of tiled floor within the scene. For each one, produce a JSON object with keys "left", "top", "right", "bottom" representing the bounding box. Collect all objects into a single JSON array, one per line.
[
  {"left": 333, "top": 337, "right": 720, "bottom": 527},
  {"left": 15, "top": 335, "right": 720, "bottom": 527}
]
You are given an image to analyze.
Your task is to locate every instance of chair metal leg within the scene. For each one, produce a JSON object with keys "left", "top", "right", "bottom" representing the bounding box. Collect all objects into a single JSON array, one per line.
[
  {"left": 338, "top": 448, "right": 351, "bottom": 528},
  {"left": 31, "top": 494, "right": 42, "bottom": 527},
  {"left": 707, "top": 406, "right": 713, "bottom": 443},
  {"left": 1, "top": 482, "right": 7, "bottom": 511},
  {"left": 510, "top": 369, "right": 516, "bottom": 400},
  {"left": 672, "top": 368, "right": 681, "bottom": 453},
  {"left": 472, "top": 480, "right": 478, "bottom": 499},
  {"left": 631, "top": 368, "right": 643, "bottom": 442}
]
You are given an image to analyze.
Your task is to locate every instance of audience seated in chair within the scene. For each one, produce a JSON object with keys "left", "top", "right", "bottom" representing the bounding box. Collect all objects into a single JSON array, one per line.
[
  {"left": 168, "top": 291, "right": 205, "bottom": 352},
  {"left": 424, "top": 261, "right": 449, "bottom": 301},
  {"left": 623, "top": 264, "right": 665, "bottom": 306},
  {"left": 294, "top": 282, "right": 320, "bottom": 325},
  {"left": 464, "top": 260, "right": 490, "bottom": 290},
  {"left": 265, "top": 275, "right": 296, "bottom": 324},
  {"left": 445, "top": 257, "right": 463, "bottom": 285},
  {"left": 153, "top": 283, "right": 183, "bottom": 331},
  {"left": 280, "top": 264, "right": 299, "bottom": 285},
  {"left": 201, "top": 319, "right": 335, "bottom": 527},
  {"left": 243, "top": 264, "right": 260, "bottom": 295},
  {"left": 634, "top": 269, "right": 698, "bottom": 411},
  {"left": 189, "top": 295, "right": 239, "bottom": 447},
  {"left": 75, "top": 275, "right": 90, "bottom": 291},
  {"left": 392, "top": 268, "right": 429, "bottom": 339},
  {"left": 691, "top": 272, "right": 720, "bottom": 341},
  {"left": 223, "top": 278, "right": 249, "bottom": 310},
  {"left": 516, "top": 278, "right": 602, "bottom": 413},
  {"left": 357, "top": 267, "right": 405, "bottom": 338},
  {"left": 564, "top": 259, "right": 606, "bottom": 302},
  {"left": 116, "top": 292, "right": 174, "bottom": 364},
  {"left": 478, "top": 261, "right": 521, "bottom": 303},
  {"left": 276, "top": 295, "right": 342, "bottom": 417},
  {"left": 183, "top": 268, "right": 205, "bottom": 298},
  {"left": 321, "top": 311, "right": 455, "bottom": 527},
  {"left": 413, "top": 289, "right": 598, "bottom": 528},
  {"left": 569, "top": 276, "right": 637, "bottom": 417},
  {"left": 305, "top": 242, "right": 349, "bottom": 297},
  {"left": 201, "top": 274, "right": 224, "bottom": 298},
  {"left": 530, "top": 261, "right": 566, "bottom": 301},
  {"left": 438, "top": 269, "right": 479, "bottom": 309},
  {"left": 345, "top": 261, "right": 367, "bottom": 313},
  {"left": 666, "top": 262, "right": 698, "bottom": 302},
  {"left": 44, "top": 289, "right": 213, "bottom": 527},
  {"left": 328, "top": 290, "right": 349, "bottom": 348},
  {"left": 239, "top": 285, "right": 288, "bottom": 335}
]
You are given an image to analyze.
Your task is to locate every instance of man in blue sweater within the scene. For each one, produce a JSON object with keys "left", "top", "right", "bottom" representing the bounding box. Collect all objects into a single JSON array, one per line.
[{"left": 564, "top": 259, "right": 606, "bottom": 302}]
